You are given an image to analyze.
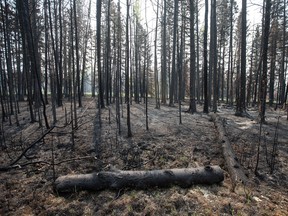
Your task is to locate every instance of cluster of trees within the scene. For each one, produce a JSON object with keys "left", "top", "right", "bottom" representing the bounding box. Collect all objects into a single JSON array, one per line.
[
  {"left": 157, "top": 0, "right": 287, "bottom": 121},
  {"left": 0, "top": 0, "right": 287, "bottom": 133},
  {"left": 0, "top": 0, "right": 152, "bottom": 132}
]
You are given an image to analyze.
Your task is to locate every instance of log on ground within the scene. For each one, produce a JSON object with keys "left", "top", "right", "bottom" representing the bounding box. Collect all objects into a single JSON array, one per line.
[
  {"left": 55, "top": 165, "right": 224, "bottom": 193},
  {"left": 210, "top": 113, "right": 248, "bottom": 189}
]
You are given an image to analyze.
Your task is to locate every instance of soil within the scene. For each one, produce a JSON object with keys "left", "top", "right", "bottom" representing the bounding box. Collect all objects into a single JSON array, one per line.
[{"left": 0, "top": 97, "right": 287, "bottom": 215}]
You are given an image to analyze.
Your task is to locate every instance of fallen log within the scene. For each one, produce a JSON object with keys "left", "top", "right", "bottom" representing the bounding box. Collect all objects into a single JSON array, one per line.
[
  {"left": 210, "top": 113, "right": 248, "bottom": 190},
  {"left": 55, "top": 165, "right": 224, "bottom": 193}
]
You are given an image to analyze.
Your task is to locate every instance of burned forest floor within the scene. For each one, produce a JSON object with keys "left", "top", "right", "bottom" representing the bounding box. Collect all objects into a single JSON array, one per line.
[{"left": 0, "top": 97, "right": 288, "bottom": 215}]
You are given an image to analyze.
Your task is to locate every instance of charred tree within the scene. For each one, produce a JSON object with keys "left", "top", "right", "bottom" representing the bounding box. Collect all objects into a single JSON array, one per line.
[
  {"left": 259, "top": 0, "right": 271, "bottom": 123},
  {"left": 126, "top": 0, "right": 132, "bottom": 137},
  {"left": 97, "top": 0, "right": 105, "bottom": 109},
  {"left": 235, "top": 0, "right": 247, "bottom": 116},
  {"left": 203, "top": 0, "right": 209, "bottom": 113},
  {"left": 55, "top": 166, "right": 224, "bottom": 193},
  {"left": 169, "top": 0, "right": 178, "bottom": 107},
  {"left": 188, "top": 0, "right": 197, "bottom": 114}
]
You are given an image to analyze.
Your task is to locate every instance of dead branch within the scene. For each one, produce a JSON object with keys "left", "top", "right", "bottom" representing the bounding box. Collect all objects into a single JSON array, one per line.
[
  {"left": 0, "top": 126, "right": 55, "bottom": 171},
  {"left": 0, "top": 156, "right": 96, "bottom": 171}
]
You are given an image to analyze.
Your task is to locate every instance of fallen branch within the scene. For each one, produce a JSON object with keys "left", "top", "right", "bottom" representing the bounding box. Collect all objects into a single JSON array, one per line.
[
  {"left": 0, "top": 156, "right": 96, "bottom": 171},
  {"left": 55, "top": 165, "right": 224, "bottom": 193},
  {"left": 210, "top": 113, "right": 248, "bottom": 190},
  {"left": 0, "top": 126, "right": 55, "bottom": 171}
]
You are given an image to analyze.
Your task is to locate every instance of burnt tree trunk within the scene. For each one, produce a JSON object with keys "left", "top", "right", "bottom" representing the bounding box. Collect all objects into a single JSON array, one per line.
[
  {"left": 55, "top": 166, "right": 224, "bottom": 193},
  {"left": 210, "top": 114, "right": 248, "bottom": 190}
]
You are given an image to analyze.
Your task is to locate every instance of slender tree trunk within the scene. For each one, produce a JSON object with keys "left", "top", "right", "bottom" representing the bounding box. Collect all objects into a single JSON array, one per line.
[
  {"left": 235, "top": 0, "right": 247, "bottom": 116},
  {"left": 105, "top": 0, "right": 111, "bottom": 105},
  {"left": 178, "top": 11, "right": 185, "bottom": 124},
  {"left": 259, "top": 0, "right": 271, "bottom": 123},
  {"left": 81, "top": 0, "right": 92, "bottom": 97},
  {"left": 280, "top": 0, "right": 286, "bottom": 106},
  {"left": 247, "top": 39, "right": 255, "bottom": 106},
  {"left": 169, "top": 0, "right": 178, "bottom": 106},
  {"left": 189, "top": 0, "right": 196, "bottom": 113},
  {"left": 227, "top": 0, "right": 234, "bottom": 105},
  {"left": 203, "top": 0, "right": 209, "bottom": 113},
  {"left": 58, "top": 0, "right": 63, "bottom": 106},
  {"left": 70, "top": 2, "right": 78, "bottom": 128},
  {"left": 116, "top": 0, "right": 122, "bottom": 134},
  {"left": 97, "top": 0, "right": 105, "bottom": 108},
  {"left": 73, "top": 0, "right": 82, "bottom": 107},
  {"left": 269, "top": 21, "right": 277, "bottom": 107},
  {"left": 161, "top": 0, "right": 167, "bottom": 104},
  {"left": 126, "top": 0, "right": 132, "bottom": 137},
  {"left": 221, "top": 42, "right": 226, "bottom": 102},
  {"left": 48, "top": 0, "right": 61, "bottom": 108},
  {"left": 196, "top": 0, "right": 200, "bottom": 103},
  {"left": 211, "top": 0, "right": 217, "bottom": 112},
  {"left": 44, "top": 0, "right": 49, "bottom": 105},
  {"left": 154, "top": 0, "right": 160, "bottom": 109}
]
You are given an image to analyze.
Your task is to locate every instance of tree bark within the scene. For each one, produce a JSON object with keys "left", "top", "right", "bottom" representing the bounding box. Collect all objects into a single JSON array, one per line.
[
  {"left": 169, "top": 0, "right": 178, "bottom": 106},
  {"left": 55, "top": 166, "right": 224, "bottom": 192},
  {"left": 235, "top": 0, "right": 247, "bottom": 116},
  {"left": 97, "top": 0, "right": 105, "bottom": 108},
  {"left": 154, "top": 0, "right": 160, "bottom": 109},
  {"left": 73, "top": 0, "right": 82, "bottom": 107},
  {"left": 161, "top": 0, "right": 167, "bottom": 104},
  {"left": 126, "top": 0, "right": 132, "bottom": 137},
  {"left": 189, "top": 0, "right": 196, "bottom": 113},
  {"left": 203, "top": 0, "right": 209, "bottom": 113},
  {"left": 259, "top": 0, "right": 271, "bottom": 123},
  {"left": 211, "top": 0, "right": 217, "bottom": 113},
  {"left": 210, "top": 113, "right": 248, "bottom": 190}
]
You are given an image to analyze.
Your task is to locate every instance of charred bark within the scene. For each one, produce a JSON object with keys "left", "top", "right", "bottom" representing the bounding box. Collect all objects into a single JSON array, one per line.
[
  {"left": 55, "top": 166, "right": 224, "bottom": 193},
  {"left": 210, "top": 114, "right": 248, "bottom": 190}
]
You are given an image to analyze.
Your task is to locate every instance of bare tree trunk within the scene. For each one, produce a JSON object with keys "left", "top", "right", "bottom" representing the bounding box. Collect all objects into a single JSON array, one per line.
[
  {"left": 97, "top": 0, "right": 105, "bottom": 109},
  {"left": 259, "top": 0, "right": 271, "bottom": 123},
  {"left": 211, "top": 0, "right": 217, "bottom": 112},
  {"left": 196, "top": 0, "right": 200, "bottom": 103},
  {"left": 81, "top": 0, "right": 92, "bottom": 97},
  {"left": 154, "top": 0, "right": 160, "bottom": 109},
  {"left": 161, "top": 0, "right": 167, "bottom": 105},
  {"left": 55, "top": 166, "right": 224, "bottom": 193},
  {"left": 280, "top": 0, "right": 286, "bottom": 106},
  {"left": 73, "top": 0, "right": 82, "bottom": 107},
  {"left": 116, "top": 0, "right": 122, "bottom": 134},
  {"left": 227, "top": 0, "right": 234, "bottom": 105},
  {"left": 269, "top": 20, "right": 277, "bottom": 107},
  {"left": 203, "top": 0, "right": 209, "bottom": 113},
  {"left": 44, "top": 0, "right": 49, "bottom": 105},
  {"left": 126, "top": 0, "right": 132, "bottom": 137},
  {"left": 58, "top": 0, "right": 63, "bottom": 106},
  {"left": 235, "top": 0, "right": 247, "bottom": 116},
  {"left": 105, "top": 0, "right": 111, "bottom": 105},
  {"left": 169, "top": 0, "right": 178, "bottom": 107},
  {"left": 189, "top": 0, "right": 196, "bottom": 113}
]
